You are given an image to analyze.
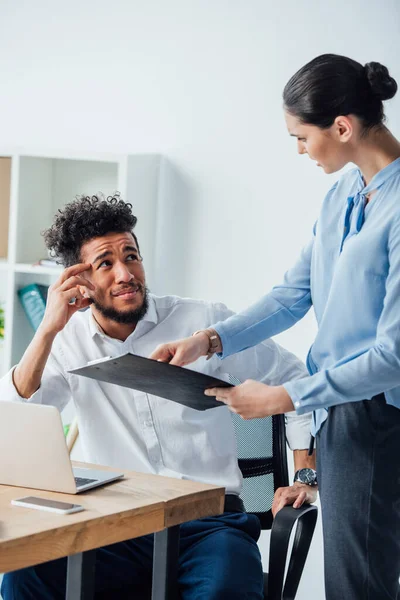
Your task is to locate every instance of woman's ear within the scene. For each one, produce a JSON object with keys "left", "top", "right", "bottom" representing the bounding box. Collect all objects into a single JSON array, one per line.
[{"left": 334, "top": 115, "right": 353, "bottom": 143}]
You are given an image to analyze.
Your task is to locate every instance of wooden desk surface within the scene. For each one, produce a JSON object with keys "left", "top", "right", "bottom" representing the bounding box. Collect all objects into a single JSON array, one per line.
[{"left": 0, "top": 462, "right": 225, "bottom": 573}]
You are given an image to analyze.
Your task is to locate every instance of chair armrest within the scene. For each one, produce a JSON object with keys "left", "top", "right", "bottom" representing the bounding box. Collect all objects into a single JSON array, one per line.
[{"left": 267, "top": 504, "right": 318, "bottom": 600}]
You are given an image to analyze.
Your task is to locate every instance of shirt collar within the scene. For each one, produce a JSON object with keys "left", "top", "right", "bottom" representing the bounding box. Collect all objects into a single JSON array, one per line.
[
  {"left": 88, "top": 293, "right": 158, "bottom": 339},
  {"left": 340, "top": 158, "right": 400, "bottom": 248},
  {"left": 354, "top": 156, "right": 400, "bottom": 196}
]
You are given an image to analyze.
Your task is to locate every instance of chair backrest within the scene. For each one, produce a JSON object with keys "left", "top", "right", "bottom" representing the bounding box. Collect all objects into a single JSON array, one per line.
[{"left": 231, "top": 412, "right": 289, "bottom": 530}]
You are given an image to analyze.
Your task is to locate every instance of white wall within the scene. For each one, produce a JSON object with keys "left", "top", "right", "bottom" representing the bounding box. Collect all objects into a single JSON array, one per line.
[{"left": 1, "top": 1, "right": 400, "bottom": 597}]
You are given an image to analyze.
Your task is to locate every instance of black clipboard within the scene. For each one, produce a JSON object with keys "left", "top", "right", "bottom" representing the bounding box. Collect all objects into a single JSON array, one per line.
[{"left": 68, "top": 353, "right": 233, "bottom": 411}]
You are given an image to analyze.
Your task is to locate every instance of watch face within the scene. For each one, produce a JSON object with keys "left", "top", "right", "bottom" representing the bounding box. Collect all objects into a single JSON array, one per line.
[{"left": 297, "top": 468, "right": 317, "bottom": 485}]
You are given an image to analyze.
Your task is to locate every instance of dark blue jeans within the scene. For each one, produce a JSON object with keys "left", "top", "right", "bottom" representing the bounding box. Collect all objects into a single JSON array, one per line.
[
  {"left": 317, "top": 395, "right": 400, "bottom": 600},
  {"left": 1, "top": 511, "right": 263, "bottom": 599}
]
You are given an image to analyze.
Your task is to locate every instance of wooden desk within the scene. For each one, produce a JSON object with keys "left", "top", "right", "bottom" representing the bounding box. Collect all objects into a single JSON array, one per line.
[{"left": 0, "top": 462, "right": 225, "bottom": 599}]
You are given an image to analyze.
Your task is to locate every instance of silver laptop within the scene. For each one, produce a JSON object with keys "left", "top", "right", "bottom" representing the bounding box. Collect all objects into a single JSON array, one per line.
[{"left": 0, "top": 402, "right": 124, "bottom": 493}]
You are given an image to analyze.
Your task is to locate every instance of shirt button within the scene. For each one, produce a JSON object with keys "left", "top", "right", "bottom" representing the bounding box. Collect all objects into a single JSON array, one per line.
[
  {"left": 144, "top": 420, "right": 153, "bottom": 428},
  {"left": 295, "top": 401, "right": 300, "bottom": 408}
]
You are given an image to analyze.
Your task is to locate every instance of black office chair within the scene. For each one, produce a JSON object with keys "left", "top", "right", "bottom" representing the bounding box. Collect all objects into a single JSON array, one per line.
[{"left": 231, "top": 411, "right": 318, "bottom": 600}]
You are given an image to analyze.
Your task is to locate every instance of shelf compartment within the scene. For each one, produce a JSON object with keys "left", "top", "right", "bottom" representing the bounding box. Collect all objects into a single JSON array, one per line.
[
  {"left": 14, "top": 263, "right": 63, "bottom": 276},
  {"left": 0, "top": 157, "right": 12, "bottom": 260},
  {"left": 15, "top": 157, "right": 119, "bottom": 264}
]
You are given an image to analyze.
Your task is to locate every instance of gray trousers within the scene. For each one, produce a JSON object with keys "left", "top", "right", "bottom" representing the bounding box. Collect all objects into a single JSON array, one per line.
[{"left": 317, "top": 395, "right": 400, "bottom": 600}]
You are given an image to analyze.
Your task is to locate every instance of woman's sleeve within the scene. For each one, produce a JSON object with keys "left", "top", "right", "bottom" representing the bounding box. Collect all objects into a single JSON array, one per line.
[{"left": 284, "top": 215, "right": 400, "bottom": 414}]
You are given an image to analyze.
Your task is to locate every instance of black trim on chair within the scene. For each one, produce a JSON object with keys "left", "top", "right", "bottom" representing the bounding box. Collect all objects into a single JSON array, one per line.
[
  {"left": 272, "top": 414, "right": 289, "bottom": 491},
  {"left": 233, "top": 411, "right": 318, "bottom": 598},
  {"left": 267, "top": 504, "right": 318, "bottom": 600},
  {"left": 238, "top": 457, "right": 273, "bottom": 478}
]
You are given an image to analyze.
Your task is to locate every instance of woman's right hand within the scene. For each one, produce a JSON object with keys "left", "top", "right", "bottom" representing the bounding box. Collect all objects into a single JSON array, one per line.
[
  {"left": 40, "top": 263, "right": 95, "bottom": 337},
  {"left": 149, "top": 332, "right": 210, "bottom": 366}
]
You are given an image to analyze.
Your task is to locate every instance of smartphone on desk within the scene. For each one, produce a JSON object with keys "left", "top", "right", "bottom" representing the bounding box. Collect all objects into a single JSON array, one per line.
[{"left": 11, "top": 496, "right": 84, "bottom": 515}]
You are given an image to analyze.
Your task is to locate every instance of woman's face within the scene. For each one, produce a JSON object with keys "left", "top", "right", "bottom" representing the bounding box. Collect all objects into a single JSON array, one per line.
[{"left": 284, "top": 111, "right": 352, "bottom": 174}]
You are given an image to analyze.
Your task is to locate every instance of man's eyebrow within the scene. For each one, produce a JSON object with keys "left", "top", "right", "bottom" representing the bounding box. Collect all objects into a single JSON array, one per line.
[
  {"left": 92, "top": 246, "right": 139, "bottom": 265},
  {"left": 93, "top": 250, "right": 112, "bottom": 265},
  {"left": 124, "top": 245, "right": 138, "bottom": 253}
]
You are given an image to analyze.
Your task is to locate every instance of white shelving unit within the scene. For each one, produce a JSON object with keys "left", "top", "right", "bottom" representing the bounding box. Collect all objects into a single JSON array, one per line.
[{"left": 0, "top": 150, "right": 176, "bottom": 378}]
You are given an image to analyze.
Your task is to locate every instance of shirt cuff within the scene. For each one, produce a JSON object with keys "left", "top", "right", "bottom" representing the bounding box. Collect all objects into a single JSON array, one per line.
[
  {"left": 283, "top": 378, "right": 320, "bottom": 415},
  {"left": 284, "top": 410, "right": 312, "bottom": 450},
  {"left": 213, "top": 322, "right": 234, "bottom": 359}
]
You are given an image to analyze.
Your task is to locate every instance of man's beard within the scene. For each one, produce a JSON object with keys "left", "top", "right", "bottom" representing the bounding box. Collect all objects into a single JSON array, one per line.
[{"left": 92, "top": 285, "right": 150, "bottom": 325}]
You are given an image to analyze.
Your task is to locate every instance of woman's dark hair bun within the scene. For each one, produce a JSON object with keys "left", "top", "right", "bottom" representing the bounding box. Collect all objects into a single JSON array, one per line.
[
  {"left": 283, "top": 54, "right": 396, "bottom": 131},
  {"left": 364, "top": 62, "right": 398, "bottom": 101}
]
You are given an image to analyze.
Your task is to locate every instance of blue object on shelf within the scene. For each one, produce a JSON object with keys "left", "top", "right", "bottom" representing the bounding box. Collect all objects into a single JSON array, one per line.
[{"left": 17, "top": 283, "right": 48, "bottom": 331}]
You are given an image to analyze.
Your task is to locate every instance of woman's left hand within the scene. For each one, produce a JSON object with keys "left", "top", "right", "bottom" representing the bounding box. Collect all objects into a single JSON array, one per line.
[{"left": 205, "top": 380, "right": 295, "bottom": 419}]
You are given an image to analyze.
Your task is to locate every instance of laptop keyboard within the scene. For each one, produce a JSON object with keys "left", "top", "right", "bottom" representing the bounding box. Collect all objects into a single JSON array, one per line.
[{"left": 74, "top": 476, "right": 98, "bottom": 487}]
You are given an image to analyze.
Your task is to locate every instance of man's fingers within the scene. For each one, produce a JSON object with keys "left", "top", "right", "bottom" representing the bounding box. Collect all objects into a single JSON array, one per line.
[
  {"left": 59, "top": 275, "right": 95, "bottom": 293},
  {"left": 150, "top": 344, "right": 181, "bottom": 364},
  {"left": 293, "top": 491, "right": 307, "bottom": 509},
  {"left": 271, "top": 493, "right": 282, "bottom": 517},
  {"left": 61, "top": 287, "right": 84, "bottom": 304},
  {"left": 59, "top": 263, "right": 92, "bottom": 285},
  {"left": 273, "top": 487, "right": 284, "bottom": 501},
  {"left": 272, "top": 486, "right": 310, "bottom": 517},
  {"left": 70, "top": 297, "right": 91, "bottom": 312},
  {"left": 169, "top": 353, "right": 188, "bottom": 367},
  {"left": 272, "top": 487, "right": 292, "bottom": 516},
  {"left": 150, "top": 346, "right": 189, "bottom": 366},
  {"left": 272, "top": 498, "right": 287, "bottom": 517},
  {"left": 155, "top": 356, "right": 170, "bottom": 363},
  {"left": 149, "top": 345, "right": 167, "bottom": 361}
]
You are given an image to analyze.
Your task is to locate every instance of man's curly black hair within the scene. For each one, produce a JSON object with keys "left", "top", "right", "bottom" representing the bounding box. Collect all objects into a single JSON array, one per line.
[{"left": 43, "top": 193, "right": 140, "bottom": 267}]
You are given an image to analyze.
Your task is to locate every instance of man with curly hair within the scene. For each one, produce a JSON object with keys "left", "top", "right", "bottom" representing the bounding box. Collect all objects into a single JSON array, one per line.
[{"left": 0, "top": 194, "right": 315, "bottom": 600}]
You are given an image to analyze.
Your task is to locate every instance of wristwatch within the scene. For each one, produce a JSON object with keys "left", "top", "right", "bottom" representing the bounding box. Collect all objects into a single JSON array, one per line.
[
  {"left": 293, "top": 468, "right": 318, "bottom": 487},
  {"left": 192, "top": 328, "right": 221, "bottom": 360}
]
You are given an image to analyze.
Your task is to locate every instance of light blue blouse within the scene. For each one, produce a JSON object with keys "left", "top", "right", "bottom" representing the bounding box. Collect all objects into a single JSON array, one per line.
[{"left": 214, "top": 158, "right": 400, "bottom": 434}]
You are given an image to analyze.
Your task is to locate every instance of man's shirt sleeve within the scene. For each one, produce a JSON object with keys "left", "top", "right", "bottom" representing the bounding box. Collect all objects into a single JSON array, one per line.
[{"left": 0, "top": 347, "right": 71, "bottom": 412}]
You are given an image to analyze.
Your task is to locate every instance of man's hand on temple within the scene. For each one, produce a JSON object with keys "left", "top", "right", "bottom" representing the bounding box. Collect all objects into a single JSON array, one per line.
[
  {"left": 12, "top": 263, "right": 94, "bottom": 399},
  {"left": 40, "top": 263, "right": 94, "bottom": 336}
]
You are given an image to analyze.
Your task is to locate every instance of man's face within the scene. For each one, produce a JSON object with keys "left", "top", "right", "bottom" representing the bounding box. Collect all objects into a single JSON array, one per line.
[{"left": 80, "top": 231, "right": 148, "bottom": 325}]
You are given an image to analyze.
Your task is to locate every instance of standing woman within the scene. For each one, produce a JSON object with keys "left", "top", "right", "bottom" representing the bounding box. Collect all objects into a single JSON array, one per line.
[{"left": 151, "top": 54, "right": 400, "bottom": 600}]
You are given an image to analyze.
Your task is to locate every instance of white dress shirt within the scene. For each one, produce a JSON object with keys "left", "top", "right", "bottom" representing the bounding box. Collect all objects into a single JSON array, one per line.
[{"left": 0, "top": 295, "right": 310, "bottom": 495}]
